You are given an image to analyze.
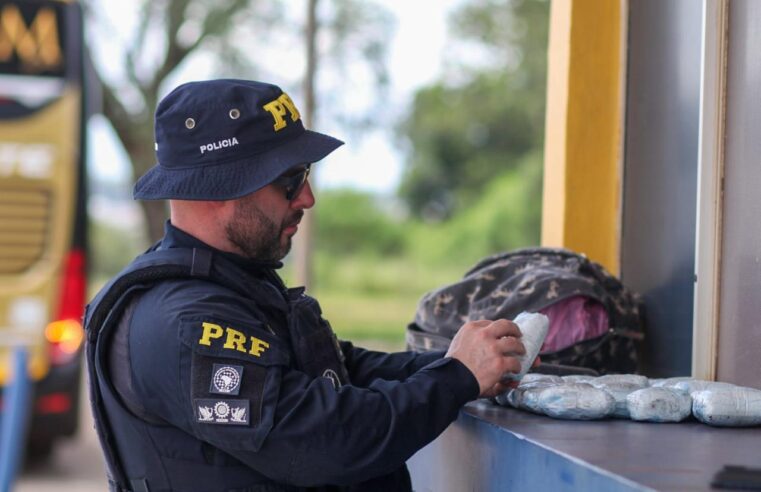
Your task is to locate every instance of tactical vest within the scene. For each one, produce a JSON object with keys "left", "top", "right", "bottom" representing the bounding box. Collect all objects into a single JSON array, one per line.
[{"left": 85, "top": 246, "right": 351, "bottom": 492}]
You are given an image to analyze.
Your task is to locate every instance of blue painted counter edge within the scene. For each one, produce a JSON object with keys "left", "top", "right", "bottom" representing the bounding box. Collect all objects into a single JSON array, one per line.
[{"left": 408, "top": 409, "right": 652, "bottom": 492}]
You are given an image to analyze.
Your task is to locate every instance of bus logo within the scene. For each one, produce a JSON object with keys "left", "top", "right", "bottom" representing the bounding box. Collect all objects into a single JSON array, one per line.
[
  {"left": 0, "top": 142, "right": 55, "bottom": 179},
  {"left": 0, "top": 3, "right": 62, "bottom": 74}
]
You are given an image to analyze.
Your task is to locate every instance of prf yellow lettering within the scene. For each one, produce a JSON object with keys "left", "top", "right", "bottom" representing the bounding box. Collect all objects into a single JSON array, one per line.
[
  {"left": 198, "top": 321, "right": 270, "bottom": 357},
  {"left": 262, "top": 93, "right": 301, "bottom": 131},
  {"left": 199, "top": 322, "right": 224, "bottom": 346},
  {"left": 223, "top": 327, "right": 248, "bottom": 353},
  {"left": 249, "top": 337, "right": 270, "bottom": 357}
]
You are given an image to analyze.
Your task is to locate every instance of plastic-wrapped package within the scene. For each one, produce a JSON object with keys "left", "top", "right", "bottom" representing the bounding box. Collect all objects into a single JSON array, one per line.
[
  {"left": 673, "top": 380, "right": 736, "bottom": 396},
  {"left": 493, "top": 389, "right": 513, "bottom": 407},
  {"left": 521, "top": 373, "right": 563, "bottom": 385},
  {"left": 692, "top": 387, "right": 761, "bottom": 427},
  {"left": 627, "top": 387, "right": 692, "bottom": 422},
  {"left": 503, "top": 312, "right": 549, "bottom": 382},
  {"left": 651, "top": 377, "right": 694, "bottom": 389},
  {"left": 496, "top": 380, "right": 559, "bottom": 410},
  {"left": 536, "top": 383, "right": 615, "bottom": 420},
  {"left": 592, "top": 374, "right": 649, "bottom": 388},
  {"left": 597, "top": 382, "right": 643, "bottom": 418},
  {"left": 588, "top": 374, "right": 647, "bottom": 419},
  {"left": 520, "top": 382, "right": 566, "bottom": 413},
  {"left": 562, "top": 374, "right": 596, "bottom": 383}
]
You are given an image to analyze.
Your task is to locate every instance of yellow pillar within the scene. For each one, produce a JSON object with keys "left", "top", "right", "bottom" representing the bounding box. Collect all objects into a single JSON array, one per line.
[{"left": 541, "top": 0, "right": 626, "bottom": 275}]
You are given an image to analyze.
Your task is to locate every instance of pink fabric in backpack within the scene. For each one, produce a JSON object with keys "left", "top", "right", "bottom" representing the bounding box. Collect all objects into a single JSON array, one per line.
[{"left": 538, "top": 296, "right": 609, "bottom": 353}]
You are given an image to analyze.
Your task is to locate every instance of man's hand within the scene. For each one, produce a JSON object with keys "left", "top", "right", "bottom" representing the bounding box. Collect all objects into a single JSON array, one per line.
[
  {"left": 480, "top": 356, "right": 543, "bottom": 398},
  {"left": 445, "top": 319, "right": 526, "bottom": 397}
]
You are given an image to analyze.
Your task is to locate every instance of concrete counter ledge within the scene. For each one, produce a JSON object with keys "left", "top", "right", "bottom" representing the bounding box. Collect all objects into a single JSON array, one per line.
[{"left": 408, "top": 400, "right": 761, "bottom": 491}]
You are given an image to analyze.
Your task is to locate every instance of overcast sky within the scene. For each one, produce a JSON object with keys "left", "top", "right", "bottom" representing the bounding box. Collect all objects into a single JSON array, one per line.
[{"left": 88, "top": 1, "right": 463, "bottom": 195}]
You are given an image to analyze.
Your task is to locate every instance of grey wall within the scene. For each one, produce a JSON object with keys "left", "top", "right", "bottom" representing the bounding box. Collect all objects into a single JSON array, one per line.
[
  {"left": 716, "top": 0, "right": 761, "bottom": 387},
  {"left": 621, "top": 1, "right": 702, "bottom": 377}
]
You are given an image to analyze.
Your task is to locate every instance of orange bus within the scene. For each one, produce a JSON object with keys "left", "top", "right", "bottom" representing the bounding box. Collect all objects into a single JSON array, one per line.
[{"left": 0, "top": 0, "right": 87, "bottom": 456}]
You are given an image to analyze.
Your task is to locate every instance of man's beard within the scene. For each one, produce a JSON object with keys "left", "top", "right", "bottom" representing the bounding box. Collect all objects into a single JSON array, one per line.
[{"left": 225, "top": 197, "right": 303, "bottom": 262}]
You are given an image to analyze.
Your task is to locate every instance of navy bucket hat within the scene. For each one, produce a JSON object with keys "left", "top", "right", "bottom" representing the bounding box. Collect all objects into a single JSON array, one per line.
[{"left": 133, "top": 79, "right": 344, "bottom": 200}]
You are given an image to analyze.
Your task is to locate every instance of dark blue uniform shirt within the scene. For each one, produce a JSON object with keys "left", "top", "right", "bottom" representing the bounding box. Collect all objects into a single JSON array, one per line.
[{"left": 120, "top": 222, "right": 479, "bottom": 488}]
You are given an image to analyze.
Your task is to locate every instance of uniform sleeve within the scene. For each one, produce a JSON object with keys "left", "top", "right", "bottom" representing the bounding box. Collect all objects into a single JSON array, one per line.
[
  {"left": 339, "top": 340, "right": 446, "bottom": 386},
  {"left": 228, "top": 356, "right": 478, "bottom": 486},
  {"left": 129, "top": 284, "right": 479, "bottom": 488}
]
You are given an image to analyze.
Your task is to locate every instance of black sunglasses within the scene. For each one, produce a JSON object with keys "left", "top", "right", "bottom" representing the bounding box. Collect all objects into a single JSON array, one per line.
[{"left": 272, "top": 164, "right": 311, "bottom": 200}]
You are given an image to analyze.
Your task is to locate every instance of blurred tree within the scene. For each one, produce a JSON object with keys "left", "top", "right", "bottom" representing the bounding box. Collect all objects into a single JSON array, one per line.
[
  {"left": 400, "top": 151, "right": 542, "bottom": 269},
  {"left": 86, "top": 0, "right": 393, "bottom": 242},
  {"left": 296, "top": 0, "right": 394, "bottom": 288},
  {"left": 397, "top": 0, "right": 549, "bottom": 220},
  {"left": 314, "top": 189, "right": 405, "bottom": 256},
  {"left": 87, "top": 0, "right": 274, "bottom": 241},
  {"left": 89, "top": 218, "right": 146, "bottom": 281}
]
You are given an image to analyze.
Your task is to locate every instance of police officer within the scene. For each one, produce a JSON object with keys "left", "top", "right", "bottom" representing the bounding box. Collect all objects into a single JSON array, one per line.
[{"left": 85, "top": 79, "right": 529, "bottom": 492}]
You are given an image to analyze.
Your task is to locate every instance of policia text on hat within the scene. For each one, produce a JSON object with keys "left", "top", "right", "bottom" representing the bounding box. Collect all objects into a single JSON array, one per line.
[{"left": 85, "top": 79, "right": 533, "bottom": 492}]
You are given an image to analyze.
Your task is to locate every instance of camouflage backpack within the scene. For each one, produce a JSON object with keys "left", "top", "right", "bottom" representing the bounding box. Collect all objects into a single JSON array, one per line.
[{"left": 406, "top": 248, "right": 645, "bottom": 375}]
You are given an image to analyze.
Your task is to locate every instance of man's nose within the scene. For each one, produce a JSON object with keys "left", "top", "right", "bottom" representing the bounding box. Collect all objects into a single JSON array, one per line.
[{"left": 291, "top": 180, "right": 315, "bottom": 209}]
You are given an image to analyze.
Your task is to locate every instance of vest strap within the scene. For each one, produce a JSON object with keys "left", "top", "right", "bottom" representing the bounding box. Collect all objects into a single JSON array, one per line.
[{"left": 190, "top": 248, "right": 212, "bottom": 277}]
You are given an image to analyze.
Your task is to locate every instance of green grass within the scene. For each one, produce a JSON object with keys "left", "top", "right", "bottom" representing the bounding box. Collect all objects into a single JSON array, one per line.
[
  {"left": 313, "top": 290, "right": 416, "bottom": 344},
  {"left": 285, "top": 253, "right": 468, "bottom": 351}
]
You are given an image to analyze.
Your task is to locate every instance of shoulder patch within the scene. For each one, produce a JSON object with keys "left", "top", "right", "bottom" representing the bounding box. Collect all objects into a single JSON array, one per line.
[
  {"left": 195, "top": 398, "right": 249, "bottom": 425},
  {"left": 189, "top": 351, "right": 268, "bottom": 430},
  {"left": 210, "top": 363, "right": 243, "bottom": 395},
  {"left": 179, "top": 315, "right": 288, "bottom": 366}
]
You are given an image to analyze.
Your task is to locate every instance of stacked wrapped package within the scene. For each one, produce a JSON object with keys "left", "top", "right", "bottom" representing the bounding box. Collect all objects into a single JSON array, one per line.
[
  {"left": 692, "top": 387, "right": 761, "bottom": 427},
  {"left": 496, "top": 375, "right": 761, "bottom": 427},
  {"left": 627, "top": 388, "right": 692, "bottom": 422},
  {"left": 492, "top": 313, "right": 761, "bottom": 427},
  {"left": 595, "top": 382, "right": 645, "bottom": 419},
  {"left": 535, "top": 383, "right": 615, "bottom": 420}
]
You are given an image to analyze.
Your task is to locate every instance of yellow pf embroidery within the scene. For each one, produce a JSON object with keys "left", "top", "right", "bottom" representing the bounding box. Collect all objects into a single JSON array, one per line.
[
  {"left": 262, "top": 93, "right": 301, "bottom": 131},
  {"left": 279, "top": 93, "right": 301, "bottom": 122}
]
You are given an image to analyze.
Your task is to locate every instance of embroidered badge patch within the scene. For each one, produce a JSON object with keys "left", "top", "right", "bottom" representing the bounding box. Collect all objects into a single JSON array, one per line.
[
  {"left": 195, "top": 399, "right": 249, "bottom": 425},
  {"left": 209, "top": 364, "right": 243, "bottom": 395}
]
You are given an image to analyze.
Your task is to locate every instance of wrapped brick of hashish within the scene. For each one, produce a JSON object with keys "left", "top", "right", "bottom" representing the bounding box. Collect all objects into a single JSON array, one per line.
[
  {"left": 590, "top": 374, "right": 649, "bottom": 419},
  {"left": 562, "top": 374, "right": 596, "bottom": 384},
  {"left": 592, "top": 374, "right": 650, "bottom": 389},
  {"left": 627, "top": 387, "right": 692, "bottom": 422},
  {"left": 651, "top": 377, "right": 694, "bottom": 389},
  {"left": 673, "top": 380, "right": 736, "bottom": 396},
  {"left": 597, "top": 382, "right": 644, "bottom": 419},
  {"left": 692, "top": 386, "right": 761, "bottom": 427},
  {"left": 520, "top": 373, "right": 563, "bottom": 385},
  {"left": 520, "top": 381, "right": 567, "bottom": 414},
  {"left": 496, "top": 379, "right": 559, "bottom": 410},
  {"left": 536, "top": 383, "right": 615, "bottom": 420},
  {"left": 502, "top": 312, "right": 549, "bottom": 382}
]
